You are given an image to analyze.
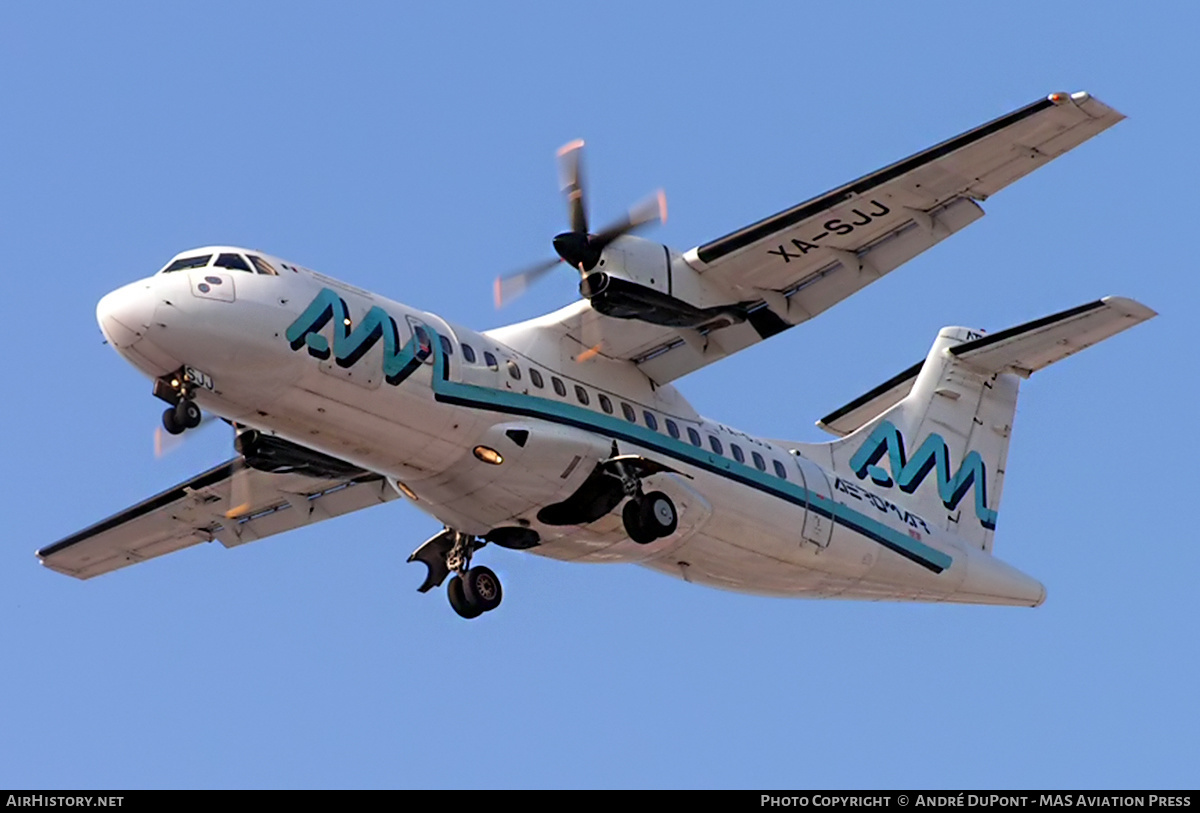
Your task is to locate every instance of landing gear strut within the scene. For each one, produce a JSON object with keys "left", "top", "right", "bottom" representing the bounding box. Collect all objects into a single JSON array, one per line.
[{"left": 408, "top": 529, "right": 503, "bottom": 619}]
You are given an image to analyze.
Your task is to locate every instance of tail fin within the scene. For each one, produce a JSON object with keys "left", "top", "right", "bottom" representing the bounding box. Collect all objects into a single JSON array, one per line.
[{"left": 815, "top": 297, "right": 1155, "bottom": 553}]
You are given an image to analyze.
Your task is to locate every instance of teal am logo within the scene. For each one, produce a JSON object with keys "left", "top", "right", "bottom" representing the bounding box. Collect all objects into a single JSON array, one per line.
[
  {"left": 285, "top": 288, "right": 432, "bottom": 385},
  {"left": 848, "top": 420, "right": 997, "bottom": 530}
]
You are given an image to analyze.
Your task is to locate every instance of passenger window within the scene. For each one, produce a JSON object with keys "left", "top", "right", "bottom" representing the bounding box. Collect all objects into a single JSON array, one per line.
[
  {"left": 574, "top": 385, "right": 590, "bottom": 405},
  {"left": 247, "top": 255, "right": 280, "bottom": 275},
  {"left": 484, "top": 351, "right": 498, "bottom": 370},
  {"left": 643, "top": 412, "right": 658, "bottom": 431},
  {"left": 708, "top": 435, "right": 723, "bottom": 455},
  {"left": 598, "top": 394, "right": 613, "bottom": 414},
  {"left": 732, "top": 444, "right": 745, "bottom": 464},
  {"left": 752, "top": 451, "right": 766, "bottom": 471},
  {"left": 162, "top": 255, "right": 212, "bottom": 273},
  {"left": 529, "top": 369, "right": 544, "bottom": 388},
  {"left": 552, "top": 377, "right": 567, "bottom": 397},
  {"left": 687, "top": 427, "right": 702, "bottom": 447},
  {"left": 621, "top": 403, "right": 637, "bottom": 423},
  {"left": 214, "top": 253, "right": 252, "bottom": 272},
  {"left": 438, "top": 335, "right": 454, "bottom": 357},
  {"left": 507, "top": 360, "right": 521, "bottom": 380},
  {"left": 773, "top": 460, "right": 788, "bottom": 479},
  {"left": 461, "top": 344, "right": 477, "bottom": 363},
  {"left": 665, "top": 419, "right": 680, "bottom": 440}
]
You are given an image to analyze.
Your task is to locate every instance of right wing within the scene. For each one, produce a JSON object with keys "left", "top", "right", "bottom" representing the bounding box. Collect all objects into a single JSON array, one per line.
[
  {"left": 497, "top": 92, "right": 1125, "bottom": 385},
  {"left": 38, "top": 459, "right": 399, "bottom": 579}
]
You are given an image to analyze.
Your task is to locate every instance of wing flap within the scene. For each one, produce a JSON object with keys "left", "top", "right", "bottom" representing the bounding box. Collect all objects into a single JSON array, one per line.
[
  {"left": 637, "top": 196, "right": 984, "bottom": 383},
  {"left": 38, "top": 460, "right": 398, "bottom": 580}
]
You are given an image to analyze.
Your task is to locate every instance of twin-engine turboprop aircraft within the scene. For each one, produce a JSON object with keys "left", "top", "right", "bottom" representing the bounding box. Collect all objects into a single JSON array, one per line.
[{"left": 39, "top": 91, "right": 1154, "bottom": 618}]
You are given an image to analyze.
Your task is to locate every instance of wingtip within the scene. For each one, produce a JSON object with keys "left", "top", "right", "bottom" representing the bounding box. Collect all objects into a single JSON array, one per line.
[{"left": 1099, "top": 295, "right": 1157, "bottom": 321}]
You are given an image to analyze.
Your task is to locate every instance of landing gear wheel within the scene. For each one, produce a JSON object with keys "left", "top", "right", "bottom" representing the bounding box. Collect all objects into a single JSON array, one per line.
[
  {"left": 175, "top": 399, "right": 202, "bottom": 429},
  {"left": 161, "top": 407, "right": 185, "bottom": 435},
  {"left": 462, "top": 566, "right": 503, "bottom": 613},
  {"left": 623, "top": 499, "right": 658, "bottom": 545},
  {"left": 447, "top": 575, "right": 483, "bottom": 619},
  {"left": 641, "top": 491, "right": 678, "bottom": 538}
]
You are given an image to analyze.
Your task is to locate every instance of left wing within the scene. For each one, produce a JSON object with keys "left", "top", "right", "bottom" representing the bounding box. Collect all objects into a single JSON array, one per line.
[
  {"left": 494, "top": 92, "right": 1124, "bottom": 384},
  {"left": 38, "top": 459, "right": 398, "bottom": 579}
]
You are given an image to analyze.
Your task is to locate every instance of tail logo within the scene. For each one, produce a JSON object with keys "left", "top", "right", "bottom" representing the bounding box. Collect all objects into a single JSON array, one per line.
[
  {"left": 285, "top": 288, "right": 432, "bottom": 385},
  {"left": 848, "top": 420, "right": 997, "bottom": 530}
]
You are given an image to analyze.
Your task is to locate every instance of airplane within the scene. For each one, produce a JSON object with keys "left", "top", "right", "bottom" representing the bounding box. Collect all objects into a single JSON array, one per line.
[{"left": 38, "top": 90, "right": 1155, "bottom": 619}]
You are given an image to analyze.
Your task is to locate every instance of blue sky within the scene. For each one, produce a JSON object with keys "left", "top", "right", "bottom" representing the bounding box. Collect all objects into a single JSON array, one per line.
[{"left": 2, "top": 2, "right": 1196, "bottom": 789}]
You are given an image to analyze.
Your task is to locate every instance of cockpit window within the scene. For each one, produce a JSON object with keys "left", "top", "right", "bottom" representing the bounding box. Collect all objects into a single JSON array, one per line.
[
  {"left": 247, "top": 255, "right": 279, "bottom": 276},
  {"left": 162, "top": 255, "right": 212, "bottom": 273},
  {"left": 214, "top": 253, "right": 252, "bottom": 272}
]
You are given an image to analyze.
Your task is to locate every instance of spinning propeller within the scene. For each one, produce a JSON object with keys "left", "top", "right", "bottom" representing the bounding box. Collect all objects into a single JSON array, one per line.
[
  {"left": 493, "top": 139, "right": 667, "bottom": 309},
  {"left": 153, "top": 414, "right": 256, "bottom": 520}
]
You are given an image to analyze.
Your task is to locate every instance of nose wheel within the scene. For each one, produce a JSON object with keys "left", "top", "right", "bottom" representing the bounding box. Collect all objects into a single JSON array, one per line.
[{"left": 161, "top": 398, "right": 202, "bottom": 435}]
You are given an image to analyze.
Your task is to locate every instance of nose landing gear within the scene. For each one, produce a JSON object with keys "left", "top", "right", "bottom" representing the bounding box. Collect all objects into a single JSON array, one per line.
[
  {"left": 154, "top": 368, "right": 206, "bottom": 435},
  {"left": 408, "top": 529, "right": 504, "bottom": 619},
  {"left": 161, "top": 398, "right": 202, "bottom": 435}
]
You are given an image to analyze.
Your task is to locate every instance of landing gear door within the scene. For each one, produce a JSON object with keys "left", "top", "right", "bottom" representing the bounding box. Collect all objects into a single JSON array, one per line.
[{"left": 793, "top": 453, "right": 833, "bottom": 549}]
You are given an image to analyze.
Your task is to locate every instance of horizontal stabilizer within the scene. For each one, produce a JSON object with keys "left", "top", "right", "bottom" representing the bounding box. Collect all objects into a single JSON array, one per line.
[
  {"left": 948, "top": 296, "right": 1156, "bottom": 377},
  {"left": 817, "top": 296, "right": 1155, "bottom": 437},
  {"left": 817, "top": 361, "right": 923, "bottom": 437}
]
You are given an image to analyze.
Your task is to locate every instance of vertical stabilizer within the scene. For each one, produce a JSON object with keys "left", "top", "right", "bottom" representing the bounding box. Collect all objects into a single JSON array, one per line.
[{"left": 809, "top": 297, "right": 1155, "bottom": 553}]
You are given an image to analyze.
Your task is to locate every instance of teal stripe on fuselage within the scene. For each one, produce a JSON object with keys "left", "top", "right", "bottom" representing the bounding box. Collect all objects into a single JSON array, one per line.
[{"left": 424, "top": 342, "right": 953, "bottom": 573}]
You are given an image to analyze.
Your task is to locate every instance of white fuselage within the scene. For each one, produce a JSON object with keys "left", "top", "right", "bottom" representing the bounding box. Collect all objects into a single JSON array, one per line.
[{"left": 96, "top": 249, "right": 1044, "bottom": 607}]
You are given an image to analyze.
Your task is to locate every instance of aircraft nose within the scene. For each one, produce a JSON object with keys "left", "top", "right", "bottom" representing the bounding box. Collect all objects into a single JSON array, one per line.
[{"left": 96, "top": 280, "right": 157, "bottom": 348}]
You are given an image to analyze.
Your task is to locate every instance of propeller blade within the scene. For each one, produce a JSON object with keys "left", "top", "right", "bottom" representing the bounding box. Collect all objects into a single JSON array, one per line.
[
  {"left": 574, "top": 302, "right": 605, "bottom": 364},
  {"left": 557, "top": 139, "right": 588, "bottom": 234},
  {"left": 154, "top": 424, "right": 182, "bottom": 459},
  {"left": 226, "top": 425, "right": 254, "bottom": 520},
  {"left": 225, "top": 459, "right": 252, "bottom": 520},
  {"left": 590, "top": 188, "right": 668, "bottom": 252},
  {"left": 493, "top": 257, "right": 562, "bottom": 308}
]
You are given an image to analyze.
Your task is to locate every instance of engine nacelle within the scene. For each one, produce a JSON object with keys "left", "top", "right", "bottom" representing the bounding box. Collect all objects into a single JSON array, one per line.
[{"left": 584, "top": 235, "right": 739, "bottom": 328}]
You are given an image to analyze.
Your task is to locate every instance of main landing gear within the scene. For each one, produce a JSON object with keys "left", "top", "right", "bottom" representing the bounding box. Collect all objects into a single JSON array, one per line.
[
  {"left": 608, "top": 456, "right": 678, "bottom": 545},
  {"left": 622, "top": 491, "right": 678, "bottom": 544},
  {"left": 408, "top": 529, "right": 503, "bottom": 619}
]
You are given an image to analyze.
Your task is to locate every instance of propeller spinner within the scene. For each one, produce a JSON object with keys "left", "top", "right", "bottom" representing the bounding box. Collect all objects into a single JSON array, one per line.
[{"left": 494, "top": 139, "right": 666, "bottom": 308}]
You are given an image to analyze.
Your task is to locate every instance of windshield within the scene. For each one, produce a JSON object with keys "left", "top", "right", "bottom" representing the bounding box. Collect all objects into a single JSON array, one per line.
[{"left": 161, "top": 255, "right": 212, "bottom": 273}]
